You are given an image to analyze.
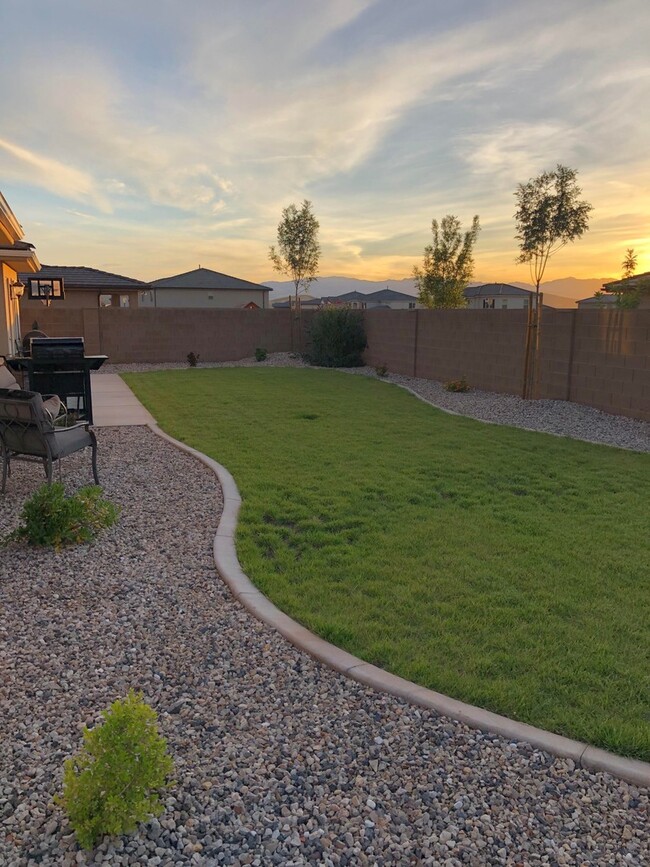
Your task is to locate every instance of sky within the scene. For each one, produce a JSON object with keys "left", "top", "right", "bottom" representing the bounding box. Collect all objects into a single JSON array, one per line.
[{"left": 1, "top": 0, "right": 649, "bottom": 284}]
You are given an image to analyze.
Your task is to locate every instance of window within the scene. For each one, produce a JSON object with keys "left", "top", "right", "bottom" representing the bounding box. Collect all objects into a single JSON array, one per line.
[
  {"left": 120, "top": 295, "right": 130, "bottom": 308},
  {"left": 409, "top": 302, "right": 416, "bottom": 309},
  {"left": 99, "top": 294, "right": 113, "bottom": 308},
  {"left": 482, "top": 298, "right": 495, "bottom": 309}
]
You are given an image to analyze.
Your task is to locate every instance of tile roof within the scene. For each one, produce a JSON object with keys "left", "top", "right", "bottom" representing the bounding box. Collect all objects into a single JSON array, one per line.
[
  {"left": 150, "top": 267, "right": 271, "bottom": 291},
  {"left": 464, "top": 283, "right": 531, "bottom": 298},
  {"left": 19, "top": 264, "right": 147, "bottom": 289}
]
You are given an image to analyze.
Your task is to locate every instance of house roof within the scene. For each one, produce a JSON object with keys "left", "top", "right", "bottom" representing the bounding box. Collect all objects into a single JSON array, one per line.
[
  {"left": 602, "top": 271, "right": 650, "bottom": 294},
  {"left": 464, "top": 283, "right": 531, "bottom": 298},
  {"left": 19, "top": 264, "right": 147, "bottom": 290},
  {"left": 151, "top": 267, "right": 271, "bottom": 292},
  {"left": 577, "top": 294, "right": 617, "bottom": 306},
  {"left": 365, "top": 288, "right": 415, "bottom": 302},
  {"left": 319, "top": 289, "right": 416, "bottom": 304}
]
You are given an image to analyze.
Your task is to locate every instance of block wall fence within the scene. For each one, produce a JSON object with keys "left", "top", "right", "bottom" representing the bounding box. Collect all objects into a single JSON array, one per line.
[{"left": 26, "top": 306, "right": 650, "bottom": 422}]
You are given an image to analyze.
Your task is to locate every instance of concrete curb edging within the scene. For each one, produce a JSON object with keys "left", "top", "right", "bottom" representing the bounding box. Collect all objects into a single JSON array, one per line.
[{"left": 148, "top": 422, "right": 650, "bottom": 788}]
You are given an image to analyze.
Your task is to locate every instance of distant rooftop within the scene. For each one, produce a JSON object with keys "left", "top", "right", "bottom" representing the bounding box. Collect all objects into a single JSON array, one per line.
[
  {"left": 19, "top": 264, "right": 147, "bottom": 289},
  {"left": 464, "top": 283, "right": 530, "bottom": 298},
  {"left": 151, "top": 267, "right": 271, "bottom": 292}
]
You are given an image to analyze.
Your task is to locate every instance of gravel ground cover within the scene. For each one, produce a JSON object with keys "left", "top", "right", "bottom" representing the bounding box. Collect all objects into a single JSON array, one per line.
[
  {"left": 1, "top": 427, "right": 648, "bottom": 866},
  {"left": 99, "top": 354, "right": 650, "bottom": 453}
]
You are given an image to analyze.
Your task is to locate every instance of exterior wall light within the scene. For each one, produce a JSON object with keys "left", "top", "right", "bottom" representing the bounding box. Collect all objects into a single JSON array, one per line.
[{"left": 10, "top": 280, "right": 25, "bottom": 300}]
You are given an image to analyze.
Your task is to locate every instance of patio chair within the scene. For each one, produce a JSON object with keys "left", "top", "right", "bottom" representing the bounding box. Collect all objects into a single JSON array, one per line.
[{"left": 0, "top": 387, "right": 99, "bottom": 494}]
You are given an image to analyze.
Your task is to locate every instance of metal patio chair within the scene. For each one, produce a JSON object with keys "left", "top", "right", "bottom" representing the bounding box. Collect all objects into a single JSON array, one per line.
[{"left": 0, "top": 388, "right": 99, "bottom": 494}]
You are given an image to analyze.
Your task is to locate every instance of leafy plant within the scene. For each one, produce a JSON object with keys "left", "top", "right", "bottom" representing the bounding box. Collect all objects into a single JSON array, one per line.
[
  {"left": 57, "top": 690, "right": 173, "bottom": 849},
  {"left": 414, "top": 215, "right": 480, "bottom": 308},
  {"left": 444, "top": 377, "right": 470, "bottom": 393},
  {"left": 186, "top": 352, "right": 200, "bottom": 367},
  {"left": 269, "top": 200, "right": 320, "bottom": 308},
  {"left": 255, "top": 347, "right": 268, "bottom": 362},
  {"left": 375, "top": 364, "right": 388, "bottom": 377},
  {"left": 3, "top": 483, "right": 119, "bottom": 549},
  {"left": 306, "top": 307, "right": 367, "bottom": 368}
]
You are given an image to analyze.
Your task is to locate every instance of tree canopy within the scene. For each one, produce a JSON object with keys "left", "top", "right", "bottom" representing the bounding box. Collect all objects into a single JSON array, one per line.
[
  {"left": 514, "top": 164, "right": 592, "bottom": 293},
  {"left": 269, "top": 200, "right": 320, "bottom": 306},
  {"left": 622, "top": 248, "right": 638, "bottom": 280},
  {"left": 414, "top": 214, "right": 480, "bottom": 309}
]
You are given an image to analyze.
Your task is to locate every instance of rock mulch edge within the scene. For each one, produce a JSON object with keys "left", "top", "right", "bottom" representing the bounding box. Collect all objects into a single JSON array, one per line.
[{"left": 148, "top": 422, "right": 650, "bottom": 789}]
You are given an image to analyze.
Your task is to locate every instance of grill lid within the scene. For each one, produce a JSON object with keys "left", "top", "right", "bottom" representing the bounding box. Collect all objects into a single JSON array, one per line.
[{"left": 30, "top": 337, "right": 85, "bottom": 359}]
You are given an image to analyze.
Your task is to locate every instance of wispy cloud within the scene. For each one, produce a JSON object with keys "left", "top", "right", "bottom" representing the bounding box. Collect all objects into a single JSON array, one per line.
[
  {"left": 0, "top": 137, "right": 110, "bottom": 211},
  {"left": 0, "top": 0, "right": 648, "bottom": 280}
]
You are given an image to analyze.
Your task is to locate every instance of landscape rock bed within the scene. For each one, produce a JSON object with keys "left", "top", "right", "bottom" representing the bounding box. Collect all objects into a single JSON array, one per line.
[
  {"left": 100, "top": 354, "right": 650, "bottom": 453},
  {"left": 1, "top": 427, "right": 648, "bottom": 865}
]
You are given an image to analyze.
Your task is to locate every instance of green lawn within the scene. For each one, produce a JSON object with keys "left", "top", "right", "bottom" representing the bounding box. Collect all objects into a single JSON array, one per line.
[{"left": 124, "top": 368, "right": 650, "bottom": 759}]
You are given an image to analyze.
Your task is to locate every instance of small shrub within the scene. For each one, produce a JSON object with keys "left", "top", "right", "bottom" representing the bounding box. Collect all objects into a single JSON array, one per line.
[
  {"left": 444, "top": 377, "right": 471, "bottom": 393},
  {"left": 306, "top": 307, "right": 367, "bottom": 368},
  {"left": 254, "top": 347, "right": 268, "bottom": 362},
  {"left": 186, "top": 352, "right": 200, "bottom": 367},
  {"left": 375, "top": 364, "right": 388, "bottom": 377},
  {"left": 57, "top": 690, "right": 173, "bottom": 850},
  {"left": 3, "top": 483, "right": 119, "bottom": 549}
]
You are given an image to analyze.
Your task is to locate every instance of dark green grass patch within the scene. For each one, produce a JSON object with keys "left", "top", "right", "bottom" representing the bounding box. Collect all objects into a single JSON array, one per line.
[{"left": 124, "top": 368, "right": 650, "bottom": 759}]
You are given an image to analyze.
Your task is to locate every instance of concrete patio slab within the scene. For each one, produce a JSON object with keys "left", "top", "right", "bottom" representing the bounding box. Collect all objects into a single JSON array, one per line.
[{"left": 90, "top": 374, "right": 155, "bottom": 427}]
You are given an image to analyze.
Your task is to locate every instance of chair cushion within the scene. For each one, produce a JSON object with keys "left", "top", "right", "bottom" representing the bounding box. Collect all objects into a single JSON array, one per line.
[
  {"left": 50, "top": 425, "right": 93, "bottom": 459},
  {"left": 0, "top": 363, "right": 20, "bottom": 391}
]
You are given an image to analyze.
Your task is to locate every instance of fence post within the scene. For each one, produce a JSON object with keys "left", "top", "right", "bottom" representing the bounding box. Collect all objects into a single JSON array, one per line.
[
  {"left": 565, "top": 308, "right": 578, "bottom": 402},
  {"left": 412, "top": 309, "right": 420, "bottom": 378}
]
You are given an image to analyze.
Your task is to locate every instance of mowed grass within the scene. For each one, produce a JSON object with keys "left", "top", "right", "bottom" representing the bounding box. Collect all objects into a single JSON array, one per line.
[{"left": 124, "top": 368, "right": 650, "bottom": 759}]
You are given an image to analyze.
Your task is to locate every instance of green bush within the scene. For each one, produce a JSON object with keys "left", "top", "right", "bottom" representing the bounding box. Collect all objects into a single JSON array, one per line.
[
  {"left": 254, "top": 347, "right": 268, "bottom": 362},
  {"left": 375, "top": 364, "right": 388, "bottom": 377},
  {"left": 3, "top": 483, "right": 119, "bottom": 549},
  {"left": 186, "top": 352, "right": 200, "bottom": 367},
  {"left": 57, "top": 690, "right": 173, "bottom": 849},
  {"left": 306, "top": 307, "right": 367, "bottom": 367}
]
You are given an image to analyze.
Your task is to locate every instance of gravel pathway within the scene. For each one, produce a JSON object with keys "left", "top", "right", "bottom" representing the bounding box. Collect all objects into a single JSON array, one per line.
[
  {"left": 99, "top": 354, "right": 650, "bottom": 453},
  {"left": 1, "top": 427, "right": 648, "bottom": 866}
]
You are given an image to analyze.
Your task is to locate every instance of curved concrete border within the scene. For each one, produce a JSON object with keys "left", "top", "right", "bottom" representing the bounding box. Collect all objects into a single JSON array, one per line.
[{"left": 149, "top": 422, "right": 650, "bottom": 788}]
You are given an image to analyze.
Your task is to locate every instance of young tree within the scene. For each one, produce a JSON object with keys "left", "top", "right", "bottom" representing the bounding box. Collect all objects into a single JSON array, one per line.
[
  {"left": 621, "top": 247, "right": 638, "bottom": 279},
  {"left": 514, "top": 164, "right": 592, "bottom": 299},
  {"left": 615, "top": 248, "right": 641, "bottom": 308},
  {"left": 515, "top": 164, "right": 592, "bottom": 399},
  {"left": 414, "top": 215, "right": 480, "bottom": 308},
  {"left": 269, "top": 200, "right": 320, "bottom": 310}
]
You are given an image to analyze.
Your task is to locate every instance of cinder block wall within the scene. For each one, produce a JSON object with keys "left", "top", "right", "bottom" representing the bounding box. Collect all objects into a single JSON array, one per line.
[
  {"left": 364, "top": 309, "right": 529, "bottom": 394},
  {"left": 562, "top": 310, "right": 650, "bottom": 421},
  {"left": 24, "top": 306, "right": 650, "bottom": 421}
]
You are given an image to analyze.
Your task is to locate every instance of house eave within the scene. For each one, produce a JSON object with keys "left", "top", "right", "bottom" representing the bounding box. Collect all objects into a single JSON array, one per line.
[{"left": 0, "top": 247, "right": 41, "bottom": 272}]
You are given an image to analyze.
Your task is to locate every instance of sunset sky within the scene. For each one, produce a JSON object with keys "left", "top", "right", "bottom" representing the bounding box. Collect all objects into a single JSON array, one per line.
[{"left": 1, "top": 0, "right": 648, "bottom": 284}]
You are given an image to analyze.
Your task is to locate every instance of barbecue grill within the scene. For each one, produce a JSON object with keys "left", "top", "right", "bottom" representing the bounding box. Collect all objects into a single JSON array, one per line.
[{"left": 6, "top": 338, "right": 107, "bottom": 424}]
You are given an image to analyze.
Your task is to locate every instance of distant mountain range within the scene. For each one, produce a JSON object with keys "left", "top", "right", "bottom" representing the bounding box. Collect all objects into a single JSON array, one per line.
[{"left": 263, "top": 276, "right": 613, "bottom": 302}]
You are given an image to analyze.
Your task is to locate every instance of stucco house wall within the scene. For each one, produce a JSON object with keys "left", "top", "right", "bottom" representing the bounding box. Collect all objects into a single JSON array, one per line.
[
  {"left": 140, "top": 287, "right": 269, "bottom": 309},
  {"left": 0, "top": 193, "right": 39, "bottom": 355}
]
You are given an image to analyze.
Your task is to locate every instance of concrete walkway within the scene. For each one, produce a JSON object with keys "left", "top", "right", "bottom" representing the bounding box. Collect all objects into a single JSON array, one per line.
[{"left": 90, "top": 373, "right": 154, "bottom": 427}]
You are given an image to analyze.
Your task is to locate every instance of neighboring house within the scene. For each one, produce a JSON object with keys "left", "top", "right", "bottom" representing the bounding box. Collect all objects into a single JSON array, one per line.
[
  {"left": 338, "top": 289, "right": 418, "bottom": 310},
  {"left": 143, "top": 267, "right": 271, "bottom": 308},
  {"left": 271, "top": 293, "right": 320, "bottom": 309},
  {"left": 273, "top": 289, "right": 419, "bottom": 310},
  {"left": 19, "top": 265, "right": 147, "bottom": 311},
  {"left": 0, "top": 192, "right": 40, "bottom": 356},
  {"left": 600, "top": 272, "right": 650, "bottom": 309},
  {"left": 577, "top": 294, "right": 618, "bottom": 308},
  {"left": 464, "top": 283, "right": 576, "bottom": 310}
]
